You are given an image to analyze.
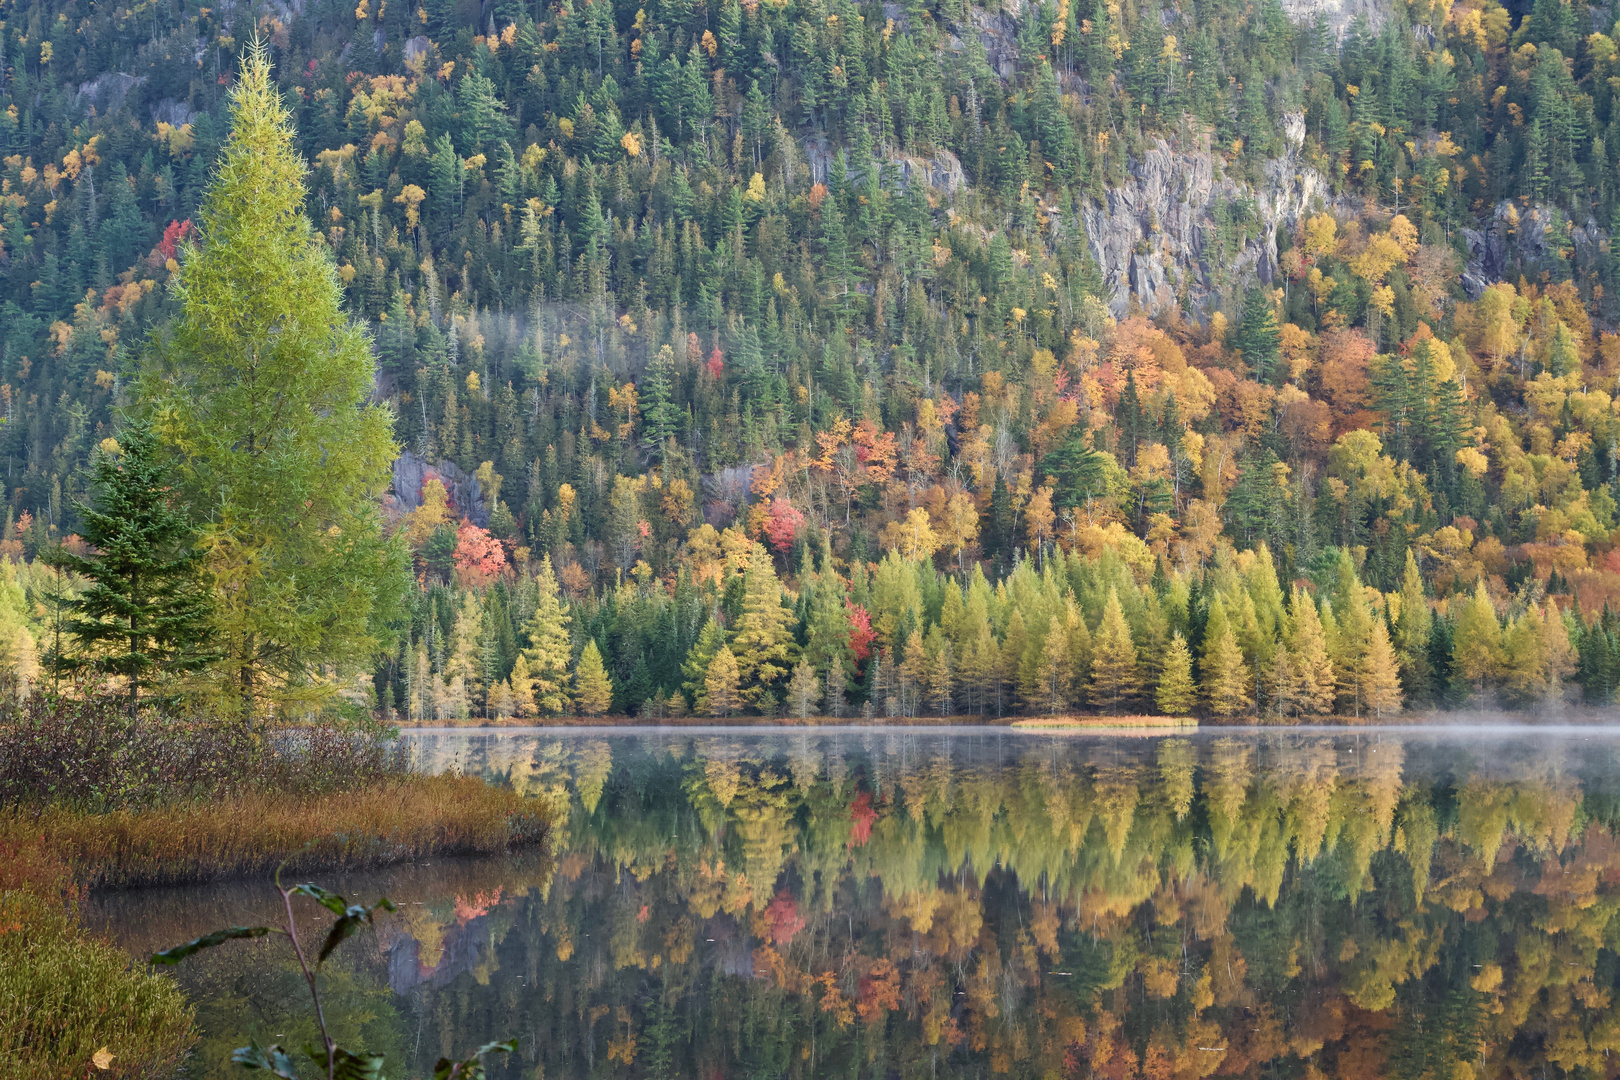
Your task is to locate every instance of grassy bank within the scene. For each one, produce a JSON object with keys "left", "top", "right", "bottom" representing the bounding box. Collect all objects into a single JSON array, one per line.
[
  {"left": 0, "top": 692, "right": 554, "bottom": 1078},
  {"left": 4, "top": 772, "right": 549, "bottom": 890}
]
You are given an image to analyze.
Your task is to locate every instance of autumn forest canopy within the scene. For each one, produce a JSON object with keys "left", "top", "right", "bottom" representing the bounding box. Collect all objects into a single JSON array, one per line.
[{"left": 6, "top": 0, "right": 1620, "bottom": 719}]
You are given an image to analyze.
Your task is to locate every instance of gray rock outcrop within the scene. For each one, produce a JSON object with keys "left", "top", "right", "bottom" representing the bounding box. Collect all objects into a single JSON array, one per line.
[{"left": 1080, "top": 123, "right": 1336, "bottom": 316}]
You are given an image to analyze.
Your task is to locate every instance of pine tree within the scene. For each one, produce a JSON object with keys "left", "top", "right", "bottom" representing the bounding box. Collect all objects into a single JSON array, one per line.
[
  {"left": 787, "top": 659, "right": 821, "bottom": 718},
  {"left": 1089, "top": 588, "right": 1140, "bottom": 712},
  {"left": 139, "top": 45, "right": 404, "bottom": 719},
  {"left": 574, "top": 639, "right": 614, "bottom": 716},
  {"left": 1155, "top": 633, "right": 1197, "bottom": 716},
  {"left": 40, "top": 422, "right": 216, "bottom": 714},
  {"left": 1202, "top": 624, "right": 1252, "bottom": 719},
  {"left": 702, "top": 646, "right": 742, "bottom": 717},
  {"left": 522, "top": 556, "right": 575, "bottom": 715}
]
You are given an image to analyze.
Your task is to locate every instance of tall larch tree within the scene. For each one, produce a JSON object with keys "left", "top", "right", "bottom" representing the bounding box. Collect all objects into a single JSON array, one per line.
[
  {"left": 1090, "top": 589, "right": 1140, "bottom": 712},
  {"left": 140, "top": 44, "right": 405, "bottom": 719},
  {"left": 523, "top": 555, "right": 575, "bottom": 715},
  {"left": 732, "top": 545, "right": 795, "bottom": 710},
  {"left": 1202, "top": 619, "right": 1252, "bottom": 719},
  {"left": 702, "top": 646, "right": 742, "bottom": 717},
  {"left": 574, "top": 639, "right": 614, "bottom": 716},
  {"left": 1361, "top": 618, "right": 1404, "bottom": 718},
  {"left": 1155, "top": 633, "right": 1198, "bottom": 716},
  {"left": 1288, "top": 588, "right": 1337, "bottom": 716},
  {"left": 1452, "top": 580, "right": 1504, "bottom": 697}
]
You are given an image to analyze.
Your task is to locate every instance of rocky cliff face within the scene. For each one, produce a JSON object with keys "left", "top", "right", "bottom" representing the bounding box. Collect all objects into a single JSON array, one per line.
[
  {"left": 1460, "top": 202, "right": 1607, "bottom": 298},
  {"left": 1080, "top": 117, "right": 1336, "bottom": 316}
]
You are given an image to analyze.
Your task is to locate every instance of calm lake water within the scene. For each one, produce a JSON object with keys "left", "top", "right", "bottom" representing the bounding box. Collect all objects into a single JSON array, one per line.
[{"left": 94, "top": 726, "right": 1620, "bottom": 1080}]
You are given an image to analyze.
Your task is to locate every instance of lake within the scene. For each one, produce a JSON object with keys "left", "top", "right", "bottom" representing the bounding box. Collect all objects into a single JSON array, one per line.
[{"left": 93, "top": 725, "right": 1620, "bottom": 1079}]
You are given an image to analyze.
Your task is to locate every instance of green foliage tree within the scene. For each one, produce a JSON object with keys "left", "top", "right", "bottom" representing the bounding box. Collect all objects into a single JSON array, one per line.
[{"left": 139, "top": 45, "right": 405, "bottom": 719}]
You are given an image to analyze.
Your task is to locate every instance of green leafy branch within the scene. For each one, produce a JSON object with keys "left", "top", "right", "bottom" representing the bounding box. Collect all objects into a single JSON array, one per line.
[{"left": 150, "top": 865, "right": 516, "bottom": 1080}]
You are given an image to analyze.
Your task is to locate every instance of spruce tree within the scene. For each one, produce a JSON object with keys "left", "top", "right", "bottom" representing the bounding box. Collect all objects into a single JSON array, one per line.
[
  {"left": 140, "top": 45, "right": 404, "bottom": 719},
  {"left": 1234, "top": 286, "right": 1281, "bottom": 382},
  {"left": 41, "top": 421, "right": 216, "bottom": 714}
]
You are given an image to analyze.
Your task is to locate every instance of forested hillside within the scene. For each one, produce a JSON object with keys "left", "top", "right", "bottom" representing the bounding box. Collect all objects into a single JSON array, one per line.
[{"left": 5, "top": 0, "right": 1620, "bottom": 718}]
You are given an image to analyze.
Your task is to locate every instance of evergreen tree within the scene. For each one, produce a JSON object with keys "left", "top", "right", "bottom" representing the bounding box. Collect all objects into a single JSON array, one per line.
[
  {"left": 1234, "top": 286, "right": 1281, "bottom": 382},
  {"left": 41, "top": 421, "right": 216, "bottom": 713},
  {"left": 574, "top": 639, "right": 614, "bottom": 716},
  {"left": 140, "top": 45, "right": 405, "bottom": 719}
]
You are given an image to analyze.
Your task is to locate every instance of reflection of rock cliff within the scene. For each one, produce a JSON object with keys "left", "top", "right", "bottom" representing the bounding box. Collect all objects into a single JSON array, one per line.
[{"left": 1081, "top": 122, "right": 1334, "bottom": 316}]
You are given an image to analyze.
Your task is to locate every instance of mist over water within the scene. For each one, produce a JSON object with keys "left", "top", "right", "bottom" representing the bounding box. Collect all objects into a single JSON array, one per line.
[{"left": 99, "top": 728, "right": 1620, "bottom": 1079}]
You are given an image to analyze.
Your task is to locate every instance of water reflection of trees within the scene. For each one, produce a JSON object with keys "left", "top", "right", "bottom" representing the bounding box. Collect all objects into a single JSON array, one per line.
[{"left": 115, "top": 734, "right": 1620, "bottom": 1080}]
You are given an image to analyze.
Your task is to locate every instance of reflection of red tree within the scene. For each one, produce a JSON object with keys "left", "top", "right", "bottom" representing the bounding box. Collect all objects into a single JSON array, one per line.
[
  {"left": 849, "top": 791, "right": 877, "bottom": 847},
  {"left": 856, "top": 959, "right": 900, "bottom": 1023},
  {"left": 764, "top": 890, "right": 805, "bottom": 945},
  {"left": 454, "top": 887, "right": 502, "bottom": 923}
]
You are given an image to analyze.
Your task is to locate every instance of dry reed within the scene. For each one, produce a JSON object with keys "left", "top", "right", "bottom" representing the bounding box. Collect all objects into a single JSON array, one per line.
[{"left": 5, "top": 773, "right": 550, "bottom": 890}]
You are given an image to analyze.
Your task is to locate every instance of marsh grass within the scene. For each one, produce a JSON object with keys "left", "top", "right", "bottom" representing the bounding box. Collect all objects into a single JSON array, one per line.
[
  {"left": 1010, "top": 715, "right": 1199, "bottom": 729},
  {"left": 6, "top": 774, "right": 549, "bottom": 888},
  {"left": 0, "top": 693, "right": 550, "bottom": 1077},
  {"left": 0, "top": 855, "right": 194, "bottom": 1080}
]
